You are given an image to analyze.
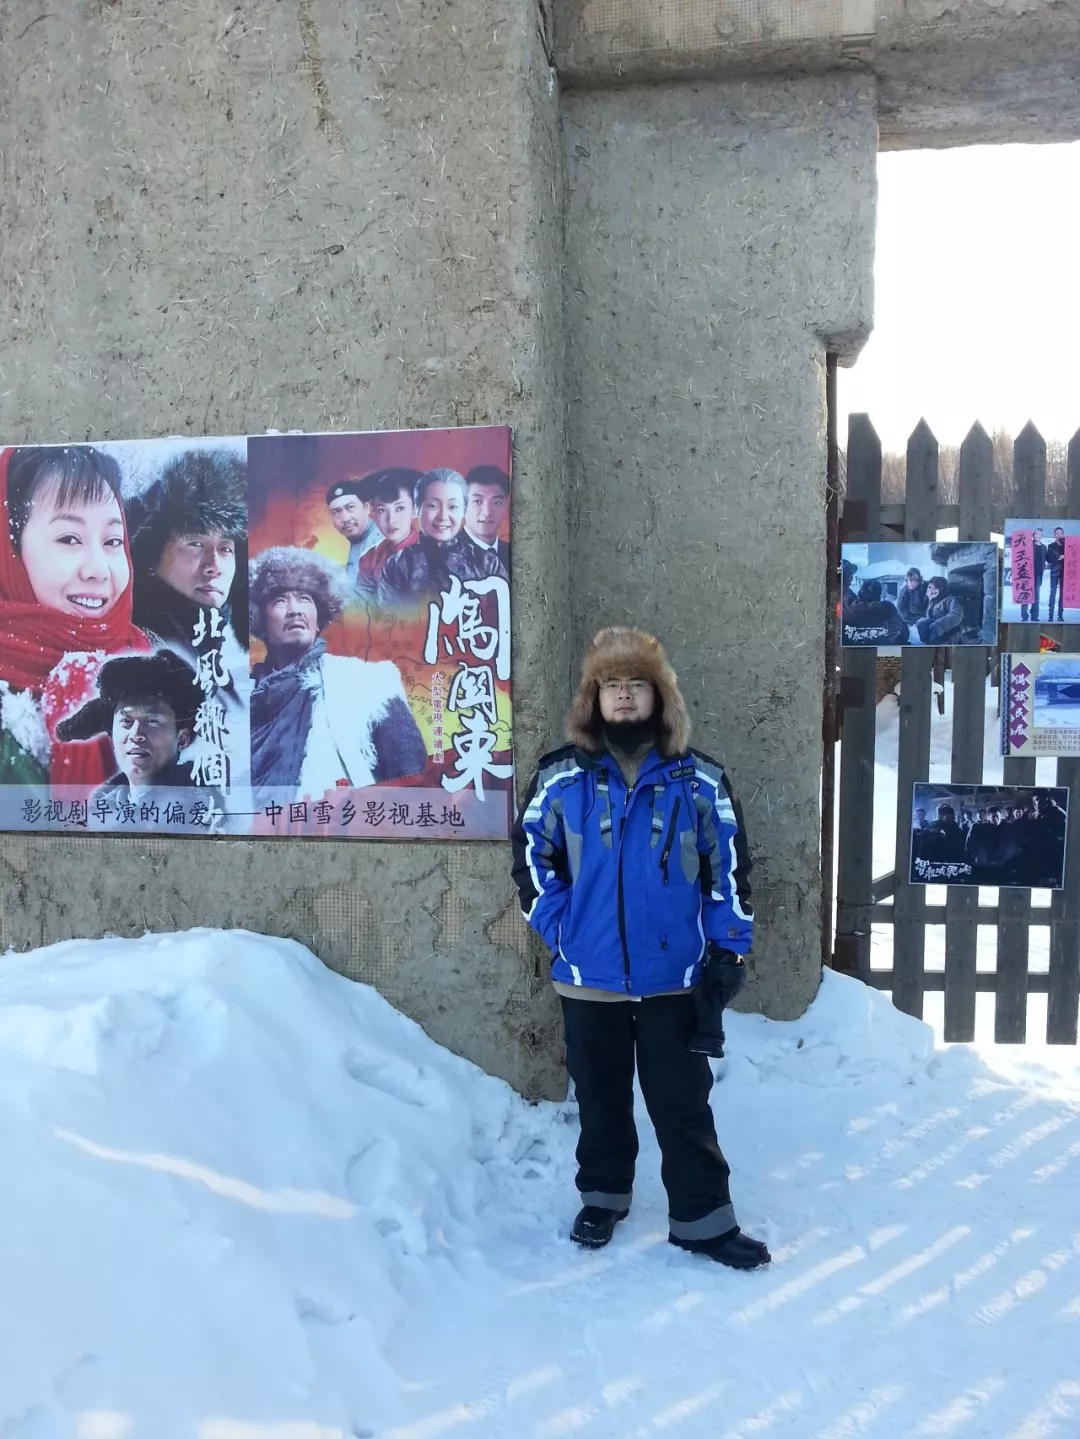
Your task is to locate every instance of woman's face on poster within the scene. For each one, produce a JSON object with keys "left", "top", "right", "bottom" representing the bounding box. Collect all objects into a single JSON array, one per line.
[
  {"left": 373, "top": 490, "right": 416, "bottom": 547},
  {"left": 419, "top": 481, "right": 464, "bottom": 542},
  {"left": 19, "top": 481, "right": 129, "bottom": 618},
  {"left": 156, "top": 532, "right": 237, "bottom": 610}
]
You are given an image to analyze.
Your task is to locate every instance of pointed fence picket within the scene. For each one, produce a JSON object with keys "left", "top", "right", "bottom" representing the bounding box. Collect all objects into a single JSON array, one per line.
[{"left": 832, "top": 417, "right": 1080, "bottom": 1045}]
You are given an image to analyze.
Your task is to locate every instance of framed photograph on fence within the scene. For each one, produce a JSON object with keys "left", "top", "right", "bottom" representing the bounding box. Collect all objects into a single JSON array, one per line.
[
  {"left": 1001, "top": 519, "right": 1080, "bottom": 624},
  {"left": 840, "top": 541, "right": 998, "bottom": 648},
  {"left": 1001, "top": 652, "right": 1080, "bottom": 758},
  {"left": 909, "top": 783, "right": 1069, "bottom": 889}
]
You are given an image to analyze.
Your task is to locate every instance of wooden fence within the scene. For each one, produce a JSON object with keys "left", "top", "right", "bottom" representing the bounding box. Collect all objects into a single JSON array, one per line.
[{"left": 832, "top": 418, "right": 1080, "bottom": 1044}]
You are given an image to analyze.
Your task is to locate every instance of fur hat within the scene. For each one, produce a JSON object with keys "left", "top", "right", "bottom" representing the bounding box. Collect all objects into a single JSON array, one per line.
[
  {"left": 248, "top": 546, "right": 350, "bottom": 640},
  {"left": 130, "top": 449, "right": 247, "bottom": 571},
  {"left": 566, "top": 627, "right": 691, "bottom": 758},
  {"left": 56, "top": 650, "right": 199, "bottom": 742}
]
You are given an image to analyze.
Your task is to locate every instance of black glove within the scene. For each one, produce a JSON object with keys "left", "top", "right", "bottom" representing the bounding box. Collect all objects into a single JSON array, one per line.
[
  {"left": 689, "top": 983, "right": 726, "bottom": 1058},
  {"left": 705, "top": 944, "right": 747, "bottom": 1007},
  {"left": 688, "top": 947, "right": 746, "bottom": 1058}
]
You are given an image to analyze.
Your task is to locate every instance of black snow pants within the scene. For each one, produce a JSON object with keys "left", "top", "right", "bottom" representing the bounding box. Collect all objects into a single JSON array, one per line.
[{"left": 561, "top": 992, "right": 737, "bottom": 1242}]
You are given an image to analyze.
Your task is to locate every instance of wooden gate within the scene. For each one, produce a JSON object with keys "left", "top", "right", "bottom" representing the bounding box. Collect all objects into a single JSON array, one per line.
[{"left": 831, "top": 417, "right": 1080, "bottom": 1043}]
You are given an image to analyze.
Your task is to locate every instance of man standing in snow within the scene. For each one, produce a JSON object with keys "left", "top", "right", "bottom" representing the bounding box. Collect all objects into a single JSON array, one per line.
[
  {"left": 511, "top": 627, "right": 770, "bottom": 1270},
  {"left": 1047, "top": 527, "right": 1067, "bottom": 623},
  {"left": 1020, "top": 528, "right": 1047, "bottom": 624}
]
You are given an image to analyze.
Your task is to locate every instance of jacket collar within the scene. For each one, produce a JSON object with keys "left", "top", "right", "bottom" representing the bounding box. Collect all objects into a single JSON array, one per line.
[{"left": 576, "top": 745, "right": 683, "bottom": 785}]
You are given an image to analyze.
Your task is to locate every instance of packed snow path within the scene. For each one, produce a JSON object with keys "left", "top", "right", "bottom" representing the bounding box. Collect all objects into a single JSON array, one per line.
[{"left": 0, "top": 931, "right": 1077, "bottom": 1438}]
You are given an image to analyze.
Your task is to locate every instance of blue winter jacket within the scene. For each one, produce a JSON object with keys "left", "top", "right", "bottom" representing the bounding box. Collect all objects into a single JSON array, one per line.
[{"left": 511, "top": 744, "right": 754, "bottom": 996}]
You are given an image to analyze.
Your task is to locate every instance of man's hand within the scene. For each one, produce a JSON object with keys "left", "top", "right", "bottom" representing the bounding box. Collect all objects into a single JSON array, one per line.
[{"left": 705, "top": 943, "right": 746, "bottom": 1007}]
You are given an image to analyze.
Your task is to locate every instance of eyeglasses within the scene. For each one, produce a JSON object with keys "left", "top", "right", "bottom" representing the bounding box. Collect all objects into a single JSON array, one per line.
[{"left": 599, "top": 679, "right": 651, "bottom": 695}]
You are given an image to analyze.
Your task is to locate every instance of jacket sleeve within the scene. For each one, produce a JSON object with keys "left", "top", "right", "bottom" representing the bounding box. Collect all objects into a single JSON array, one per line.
[
  {"left": 511, "top": 760, "right": 573, "bottom": 953},
  {"left": 926, "top": 596, "right": 964, "bottom": 643},
  {"left": 371, "top": 696, "right": 428, "bottom": 781},
  {"left": 886, "top": 603, "right": 909, "bottom": 645},
  {"left": 693, "top": 759, "right": 755, "bottom": 955},
  {"left": 376, "top": 551, "right": 416, "bottom": 610}
]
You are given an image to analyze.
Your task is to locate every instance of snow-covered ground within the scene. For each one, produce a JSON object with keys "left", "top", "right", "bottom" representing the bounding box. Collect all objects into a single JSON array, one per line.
[{"left": 2, "top": 929, "right": 1078, "bottom": 1438}]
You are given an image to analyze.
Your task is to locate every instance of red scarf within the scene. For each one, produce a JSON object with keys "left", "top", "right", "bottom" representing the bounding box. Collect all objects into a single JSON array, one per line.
[{"left": 0, "top": 447, "right": 151, "bottom": 787}]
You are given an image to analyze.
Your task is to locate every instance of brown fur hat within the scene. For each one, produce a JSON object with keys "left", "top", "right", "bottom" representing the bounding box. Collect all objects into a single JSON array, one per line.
[{"left": 566, "top": 627, "right": 691, "bottom": 758}]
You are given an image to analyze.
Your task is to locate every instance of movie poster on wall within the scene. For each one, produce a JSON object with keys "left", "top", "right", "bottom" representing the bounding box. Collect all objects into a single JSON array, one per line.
[
  {"left": 840, "top": 541, "right": 998, "bottom": 648},
  {"left": 1001, "top": 652, "right": 1080, "bottom": 758},
  {"left": 0, "top": 427, "right": 513, "bottom": 840},
  {"left": 1001, "top": 519, "right": 1080, "bottom": 624},
  {"left": 246, "top": 429, "right": 513, "bottom": 839}
]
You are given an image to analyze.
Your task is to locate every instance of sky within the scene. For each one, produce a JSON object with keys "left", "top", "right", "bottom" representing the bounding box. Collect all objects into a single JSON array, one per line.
[{"left": 839, "top": 141, "right": 1080, "bottom": 456}]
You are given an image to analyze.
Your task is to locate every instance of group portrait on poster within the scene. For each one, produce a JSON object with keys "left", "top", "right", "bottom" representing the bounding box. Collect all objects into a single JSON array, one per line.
[{"left": 0, "top": 428, "right": 514, "bottom": 840}]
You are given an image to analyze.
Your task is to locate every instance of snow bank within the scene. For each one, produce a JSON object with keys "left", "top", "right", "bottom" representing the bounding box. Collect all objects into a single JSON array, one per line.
[
  {"left": 2, "top": 930, "right": 1077, "bottom": 1438},
  {"left": 727, "top": 969, "right": 935, "bottom": 1088},
  {"left": 0, "top": 930, "right": 518, "bottom": 1436}
]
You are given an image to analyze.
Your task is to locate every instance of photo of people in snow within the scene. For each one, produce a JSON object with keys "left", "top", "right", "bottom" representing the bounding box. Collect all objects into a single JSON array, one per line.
[
  {"left": 1001, "top": 652, "right": 1080, "bottom": 758},
  {"left": 0, "top": 426, "right": 513, "bottom": 840},
  {"left": 909, "top": 783, "right": 1069, "bottom": 889},
  {"left": 1001, "top": 519, "right": 1080, "bottom": 624},
  {"left": 840, "top": 542, "right": 998, "bottom": 648}
]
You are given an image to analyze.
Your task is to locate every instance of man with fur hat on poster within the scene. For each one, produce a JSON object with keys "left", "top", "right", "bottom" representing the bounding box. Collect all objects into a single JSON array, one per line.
[
  {"left": 56, "top": 650, "right": 224, "bottom": 830},
  {"left": 249, "top": 546, "right": 427, "bottom": 804},
  {"left": 512, "top": 628, "right": 769, "bottom": 1270}
]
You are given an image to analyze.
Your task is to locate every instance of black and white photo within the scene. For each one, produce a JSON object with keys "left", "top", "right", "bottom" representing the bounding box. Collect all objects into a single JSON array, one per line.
[{"left": 909, "top": 782, "right": 1068, "bottom": 889}]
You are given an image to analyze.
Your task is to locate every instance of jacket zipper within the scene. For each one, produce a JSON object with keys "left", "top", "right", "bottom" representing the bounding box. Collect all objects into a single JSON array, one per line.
[
  {"left": 617, "top": 844, "right": 631, "bottom": 991},
  {"left": 659, "top": 797, "right": 681, "bottom": 884},
  {"left": 616, "top": 783, "right": 632, "bottom": 992}
]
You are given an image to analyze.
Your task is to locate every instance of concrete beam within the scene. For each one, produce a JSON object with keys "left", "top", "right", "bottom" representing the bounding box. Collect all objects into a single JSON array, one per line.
[
  {"left": 563, "top": 75, "right": 877, "bottom": 1022},
  {"left": 556, "top": 0, "right": 1080, "bottom": 147},
  {"left": 877, "top": 6, "right": 1080, "bottom": 148}
]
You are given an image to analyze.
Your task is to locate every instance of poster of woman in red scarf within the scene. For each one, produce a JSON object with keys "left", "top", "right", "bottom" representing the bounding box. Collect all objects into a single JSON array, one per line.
[
  {"left": 0, "top": 425, "right": 513, "bottom": 841},
  {"left": 0, "top": 439, "right": 248, "bottom": 836}
]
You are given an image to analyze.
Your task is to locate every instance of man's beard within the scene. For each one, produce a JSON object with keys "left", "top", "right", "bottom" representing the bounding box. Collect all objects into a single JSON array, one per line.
[{"left": 603, "top": 716, "right": 656, "bottom": 750}]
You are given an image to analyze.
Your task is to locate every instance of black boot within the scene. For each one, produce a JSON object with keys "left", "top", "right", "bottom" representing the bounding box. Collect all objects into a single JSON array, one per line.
[
  {"left": 571, "top": 1205, "right": 628, "bottom": 1248},
  {"left": 669, "top": 1227, "right": 771, "bottom": 1270}
]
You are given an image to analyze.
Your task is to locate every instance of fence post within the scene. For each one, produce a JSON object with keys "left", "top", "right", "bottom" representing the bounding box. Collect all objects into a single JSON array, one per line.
[
  {"left": 944, "top": 423, "right": 994, "bottom": 1041},
  {"left": 892, "top": 420, "right": 938, "bottom": 1017},
  {"left": 1047, "top": 427, "right": 1080, "bottom": 1043},
  {"left": 822, "top": 354, "right": 841, "bottom": 971},
  {"left": 997, "top": 422, "right": 1046, "bottom": 1042},
  {"left": 834, "top": 415, "right": 882, "bottom": 980}
]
